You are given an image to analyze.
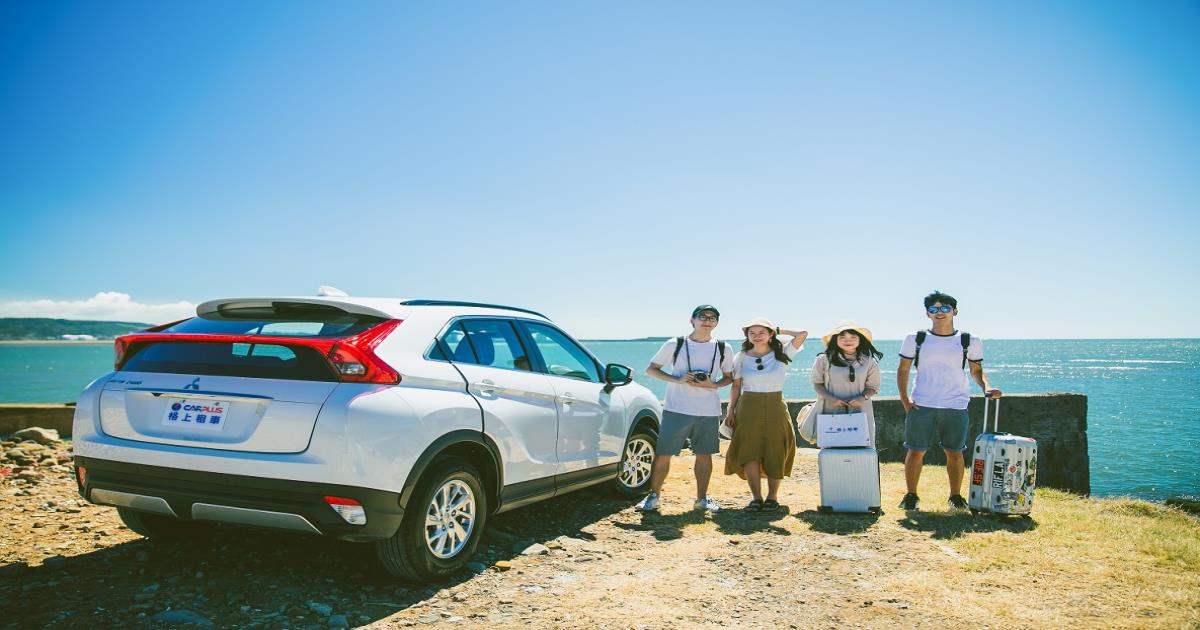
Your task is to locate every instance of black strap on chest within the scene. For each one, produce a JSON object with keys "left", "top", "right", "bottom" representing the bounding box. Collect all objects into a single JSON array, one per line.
[
  {"left": 673, "top": 336, "right": 726, "bottom": 370},
  {"left": 914, "top": 330, "right": 971, "bottom": 369}
]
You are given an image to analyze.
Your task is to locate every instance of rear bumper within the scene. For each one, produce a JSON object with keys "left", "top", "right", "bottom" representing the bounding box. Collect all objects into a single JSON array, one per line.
[{"left": 74, "top": 456, "right": 404, "bottom": 542}]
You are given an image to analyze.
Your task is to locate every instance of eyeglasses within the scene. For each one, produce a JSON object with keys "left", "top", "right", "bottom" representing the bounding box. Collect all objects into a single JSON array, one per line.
[
  {"left": 754, "top": 357, "right": 765, "bottom": 371},
  {"left": 926, "top": 305, "right": 953, "bottom": 314},
  {"left": 695, "top": 315, "right": 718, "bottom": 322}
]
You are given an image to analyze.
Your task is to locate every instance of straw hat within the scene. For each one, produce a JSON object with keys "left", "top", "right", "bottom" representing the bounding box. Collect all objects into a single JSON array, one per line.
[
  {"left": 741, "top": 317, "right": 776, "bottom": 336},
  {"left": 821, "top": 321, "right": 873, "bottom": 346}
]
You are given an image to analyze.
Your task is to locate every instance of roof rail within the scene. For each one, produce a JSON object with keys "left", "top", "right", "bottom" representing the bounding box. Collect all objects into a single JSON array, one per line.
[{"left": 398, "top": 300, "right": 549, "bottom": 320}]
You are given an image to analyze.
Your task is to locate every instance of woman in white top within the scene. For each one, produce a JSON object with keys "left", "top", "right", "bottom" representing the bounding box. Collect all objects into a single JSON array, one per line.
[
  {"left": 810, "top": 322, "right": 883, "bottom": 447},
  {"left": 722, "top": 318, "right": 808, "bottom": 512}
]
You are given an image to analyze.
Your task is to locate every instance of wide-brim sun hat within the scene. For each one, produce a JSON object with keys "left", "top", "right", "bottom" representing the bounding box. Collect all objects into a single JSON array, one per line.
[
  {"left": 741, "top": 317, "right": 776, "bottom": 335},
  {"left": 822, "top": 321, "right": 873, "bottom": 346},
  {"left": 719, "top": 421, "right": 733, "bottom": 440}
]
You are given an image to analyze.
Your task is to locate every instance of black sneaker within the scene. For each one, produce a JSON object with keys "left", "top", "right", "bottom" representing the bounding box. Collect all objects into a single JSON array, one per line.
[
  {"left": 948, "top": 494, "right": 969, "bottom": 511},
  {"left": 898, "top": 493, "right": 920, "bottom": 511}
]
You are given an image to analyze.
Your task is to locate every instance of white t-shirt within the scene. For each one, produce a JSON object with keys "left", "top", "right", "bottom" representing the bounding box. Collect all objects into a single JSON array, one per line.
[
  {"left": 899, "top": 330, "right": 984, "bottom": 410},
  {"left": 650, "top": 337, "right": 735, "bottom": 417},
  {"left": 732, "top": 341, "right": 803, "bottom": 392}
]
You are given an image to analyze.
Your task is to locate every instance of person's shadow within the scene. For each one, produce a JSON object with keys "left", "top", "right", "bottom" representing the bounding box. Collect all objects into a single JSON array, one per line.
[
  {"left": 897, "top": 512, "right": 1038, "bottom": 540},
  {"left": 792, "top": 509, "right": 881, "bottom": 535}
]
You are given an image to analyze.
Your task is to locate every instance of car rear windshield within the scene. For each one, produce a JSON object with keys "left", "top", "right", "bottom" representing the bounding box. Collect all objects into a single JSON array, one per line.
[
  {"left": 163, "top": 302, "right": 386, "bottom": 338},
  {"left": 122, "top": 341, "right": 336, "bottom": 381}
]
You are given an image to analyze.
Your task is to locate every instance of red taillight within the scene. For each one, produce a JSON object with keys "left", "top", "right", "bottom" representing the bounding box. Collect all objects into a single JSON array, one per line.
[
  {"left": 113, "top": 337, "right": 131, "bottom": 370},
  {"left": 110, "top": 318, "right": 403, "bottom": 383},
  {"left": 115, "top": 318, "right": 191, "bottom": 370},
  {"left": 323, "top": 319, "right": 403, "bottom": 384}
]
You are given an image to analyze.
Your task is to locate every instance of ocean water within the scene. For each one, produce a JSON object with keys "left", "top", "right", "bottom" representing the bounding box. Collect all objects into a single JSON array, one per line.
[{"left": 2, "top": 339, "right": 1197, "bottom": 501}]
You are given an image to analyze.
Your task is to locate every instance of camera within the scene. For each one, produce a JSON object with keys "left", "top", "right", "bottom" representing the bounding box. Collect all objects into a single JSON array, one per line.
[{"left": 690, "top": 371, "right": 709, "bottom": 382}]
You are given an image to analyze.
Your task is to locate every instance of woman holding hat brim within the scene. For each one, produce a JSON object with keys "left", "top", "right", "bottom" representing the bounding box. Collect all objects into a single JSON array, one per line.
[
  {"left": 723, "top": 318, "right": 808, "bottom": 512},
  {"left": 810, "top": 322, "right": 883, "bottom": 448}
]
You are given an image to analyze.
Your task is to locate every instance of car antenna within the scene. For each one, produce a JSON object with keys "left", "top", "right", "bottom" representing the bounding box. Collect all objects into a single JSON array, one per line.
[{"left": 317, "top": 285, "right": 349, "bottom": 297}]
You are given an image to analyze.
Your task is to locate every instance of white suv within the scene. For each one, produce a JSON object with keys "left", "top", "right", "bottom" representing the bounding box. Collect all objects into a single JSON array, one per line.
[{"left": 72, "top": 295, "right": 661, "bottom": 580}]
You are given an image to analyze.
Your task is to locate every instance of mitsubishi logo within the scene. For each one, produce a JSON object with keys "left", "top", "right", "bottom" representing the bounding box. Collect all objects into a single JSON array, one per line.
[{"left": 184, "top": 378, "right": 201, "bottom": 391}]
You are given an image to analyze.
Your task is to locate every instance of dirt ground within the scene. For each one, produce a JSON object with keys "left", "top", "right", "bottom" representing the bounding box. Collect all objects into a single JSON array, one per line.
[{"left": 2, "top": 435, "right": 1197, "bottom": 629}]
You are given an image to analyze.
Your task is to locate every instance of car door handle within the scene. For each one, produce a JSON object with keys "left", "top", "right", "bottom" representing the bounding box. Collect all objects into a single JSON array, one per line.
[
  {"left": 558, "top": 393, "right": 576, "bottom": 404},
  {"left": 473, "top": 380, "right": 497, "bottom": 394}
]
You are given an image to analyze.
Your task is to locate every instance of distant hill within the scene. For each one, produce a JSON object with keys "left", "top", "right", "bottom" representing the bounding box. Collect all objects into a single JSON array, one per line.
[{"left": 0, "top": 318, "right": 152, "bottom": 340}]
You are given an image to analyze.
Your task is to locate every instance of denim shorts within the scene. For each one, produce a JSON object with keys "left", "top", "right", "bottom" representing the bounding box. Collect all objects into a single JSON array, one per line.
[
  {"left": 656, "top": 410, "right": 720, "bottom": 456},
  {"left": 904, "top": 406, "right": 970, "bottom": 452}
]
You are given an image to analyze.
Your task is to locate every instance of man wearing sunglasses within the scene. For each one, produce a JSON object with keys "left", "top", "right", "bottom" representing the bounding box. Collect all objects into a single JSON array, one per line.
[
  {"left": 896, "top": 291, "right": 1001, "bottom": 512},
  {"left": 638, "top": 305, "right": 735, "bottom": 512}
]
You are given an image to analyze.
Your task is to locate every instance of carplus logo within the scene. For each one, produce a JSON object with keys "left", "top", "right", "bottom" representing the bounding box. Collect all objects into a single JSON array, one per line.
[{"left": 184, "top": 378, "right": 200, "bottom": 391}]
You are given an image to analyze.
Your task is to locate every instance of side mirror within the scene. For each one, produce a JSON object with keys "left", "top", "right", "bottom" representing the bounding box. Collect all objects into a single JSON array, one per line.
[{"left": 604, "top": 363, "right": 633, "bottom": 388}]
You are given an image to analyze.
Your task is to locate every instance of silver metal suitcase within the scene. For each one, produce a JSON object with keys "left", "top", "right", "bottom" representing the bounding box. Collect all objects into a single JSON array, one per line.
[
  {"left": 818, "top": 447, "right": 881, "bottom": 514},
  {"left": 968, "top": 396, "right": 1037, "bottom": 515}
]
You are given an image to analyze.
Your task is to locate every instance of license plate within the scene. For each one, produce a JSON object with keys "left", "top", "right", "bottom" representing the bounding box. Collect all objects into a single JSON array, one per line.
[{"left": 161, "top": 398, "right": 230, "bottom": 432}]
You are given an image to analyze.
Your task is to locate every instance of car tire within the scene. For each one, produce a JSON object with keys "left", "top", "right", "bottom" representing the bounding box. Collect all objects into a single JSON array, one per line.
[
  {"left": 610, "top": 427, "right": 658, "bottom": 498},
  {"left": 376, "top": 456, "right": 487, "bottom": 581},
  {"left": 116, "top": 507, "right": 200, "bottom": 540}
]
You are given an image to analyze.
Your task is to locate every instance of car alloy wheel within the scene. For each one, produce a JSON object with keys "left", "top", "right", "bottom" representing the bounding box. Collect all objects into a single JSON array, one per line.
[
  {"left": 424, "top": 479, "right": 476, "bottom": 559},
  {"left": 618, "top": 434, "right": 654, "bottom": 489}
]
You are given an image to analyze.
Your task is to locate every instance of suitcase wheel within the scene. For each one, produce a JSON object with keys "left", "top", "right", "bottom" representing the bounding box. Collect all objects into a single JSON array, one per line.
[{"left": 817, "top": 506, "right": 832, "bottom": 514}]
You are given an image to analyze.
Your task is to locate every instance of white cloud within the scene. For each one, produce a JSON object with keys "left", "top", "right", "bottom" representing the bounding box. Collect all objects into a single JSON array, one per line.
[{"left": 0, "top": 292, "right": 196, "bottom": 324}]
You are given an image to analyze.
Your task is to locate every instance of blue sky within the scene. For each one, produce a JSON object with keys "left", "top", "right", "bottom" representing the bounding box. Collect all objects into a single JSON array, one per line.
[{"left": 1, "top": 2, "right": 1197, "bottom": 339}]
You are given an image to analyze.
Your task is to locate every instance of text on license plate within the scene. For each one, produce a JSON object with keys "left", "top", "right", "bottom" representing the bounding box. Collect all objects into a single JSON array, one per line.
[{"left": 162, "top": 398, "right": 230, "bottom": 431}]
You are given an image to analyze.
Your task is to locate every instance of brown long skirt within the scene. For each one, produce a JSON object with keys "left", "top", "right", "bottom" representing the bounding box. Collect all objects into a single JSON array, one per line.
[{"left": 724, "top": 391, "right": 796, "bottom": 479}]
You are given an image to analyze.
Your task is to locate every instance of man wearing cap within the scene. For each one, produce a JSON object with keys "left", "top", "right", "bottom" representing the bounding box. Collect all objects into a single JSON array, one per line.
[
  {"left": 638, "top": 305, "right": 735, "bottom": 512},
  {"left": 897, "top": 290, "right": 1002, "bottom": 512}
]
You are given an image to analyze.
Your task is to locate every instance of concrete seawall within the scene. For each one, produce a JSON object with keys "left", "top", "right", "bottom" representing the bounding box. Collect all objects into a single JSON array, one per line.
[{"left": 2, "top": 393, "right": 1090, "bottom": 494}]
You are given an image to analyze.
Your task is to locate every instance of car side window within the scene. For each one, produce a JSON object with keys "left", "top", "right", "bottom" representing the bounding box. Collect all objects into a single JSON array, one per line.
[
  {"left": 522, "top": 323, "right": 601, "bottom": 382},
  {"left": 431, "top": 322, "right": 475, "bottom": 362},
  {"left": 458, "top": 319, "right": 532, "bottom": 372}
]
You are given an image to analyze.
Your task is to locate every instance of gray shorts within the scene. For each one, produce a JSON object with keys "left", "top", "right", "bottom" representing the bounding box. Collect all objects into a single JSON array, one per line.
[
  {"left": 657, "top": 410, "right": 720, "bottom": 456},
  {"left": 904, "top": 406, "right": 970, "bottom": 452}
]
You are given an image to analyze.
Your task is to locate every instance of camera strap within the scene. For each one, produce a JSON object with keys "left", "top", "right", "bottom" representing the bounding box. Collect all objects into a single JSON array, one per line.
[{"left": 682, "top": 337, "right": 719, "bottom": 377}]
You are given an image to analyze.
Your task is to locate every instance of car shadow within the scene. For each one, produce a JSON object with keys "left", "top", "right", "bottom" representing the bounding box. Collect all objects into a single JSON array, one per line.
[
  {"left": 897, "top": 512, "right": 1038, "bottom": 540},
  {"left": 1, "top": 487, "right": 633, "bottom": 629},
  {"left": 792, "top": 509, "right": 881, "bottom": 535}
]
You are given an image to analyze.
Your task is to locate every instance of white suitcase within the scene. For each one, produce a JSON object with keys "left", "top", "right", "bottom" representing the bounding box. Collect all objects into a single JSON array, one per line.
[
  {"left": 968, "top": 396, "right": 1037, "bottom": 515},
  {"left": 818, "top": 447, "right": 881, "bottom": 514}
]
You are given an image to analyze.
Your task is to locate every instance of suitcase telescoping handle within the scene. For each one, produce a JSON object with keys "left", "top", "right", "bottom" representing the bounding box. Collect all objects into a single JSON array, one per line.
[{"left": 982, "top": 392, "right": 1000, "bottom": 433}]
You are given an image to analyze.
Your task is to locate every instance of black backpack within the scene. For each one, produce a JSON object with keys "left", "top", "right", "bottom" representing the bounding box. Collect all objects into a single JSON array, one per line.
[{"left": 914, "top": 330, "right": 971, "bottom": 369}]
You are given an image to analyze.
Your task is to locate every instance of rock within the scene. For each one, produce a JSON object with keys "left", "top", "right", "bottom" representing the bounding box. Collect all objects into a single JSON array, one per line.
[
  {"left": 328, "top": 615, "right": 349, "bottom": 628},
  {"left": 17, "top": 472, "right": 43, "bottom": 483},
  {"left": 1166, "top": 498, "right": 1200, "bottom": 515},
  {"left": 0, "top": 562, "right": 28, "bottom": 577},
  {"left": 494, "top": 561, "right": 513, "bottom": 571},
  {"left": 418, "top": 612, "right": 440, "bottom": 624},
  {"left": 12, "top": 427, "right": 60, "bottom": 445},
  {"left": 308, "top": 601, "right": 334, "bottom": 616},
  {"left": 520, "top": 543, "right": 550, "bottom": 556},
  {"left": 452, "top": 592, "right": 469, "bottom": 602},
  {"left": 465, "top": 562, "right": 487, "bottom": 574},
  {"left": 152, "top": 609, "right": 214, "bottom": 626}
]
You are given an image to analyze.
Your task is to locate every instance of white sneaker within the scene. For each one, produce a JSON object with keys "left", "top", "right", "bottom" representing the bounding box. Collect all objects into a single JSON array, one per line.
[
  {"left": 635, "top": 491, "right": 660, "bottom": 512},
  {"left": 693, "top": 496, "right": 720, "bottom": 512}
]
